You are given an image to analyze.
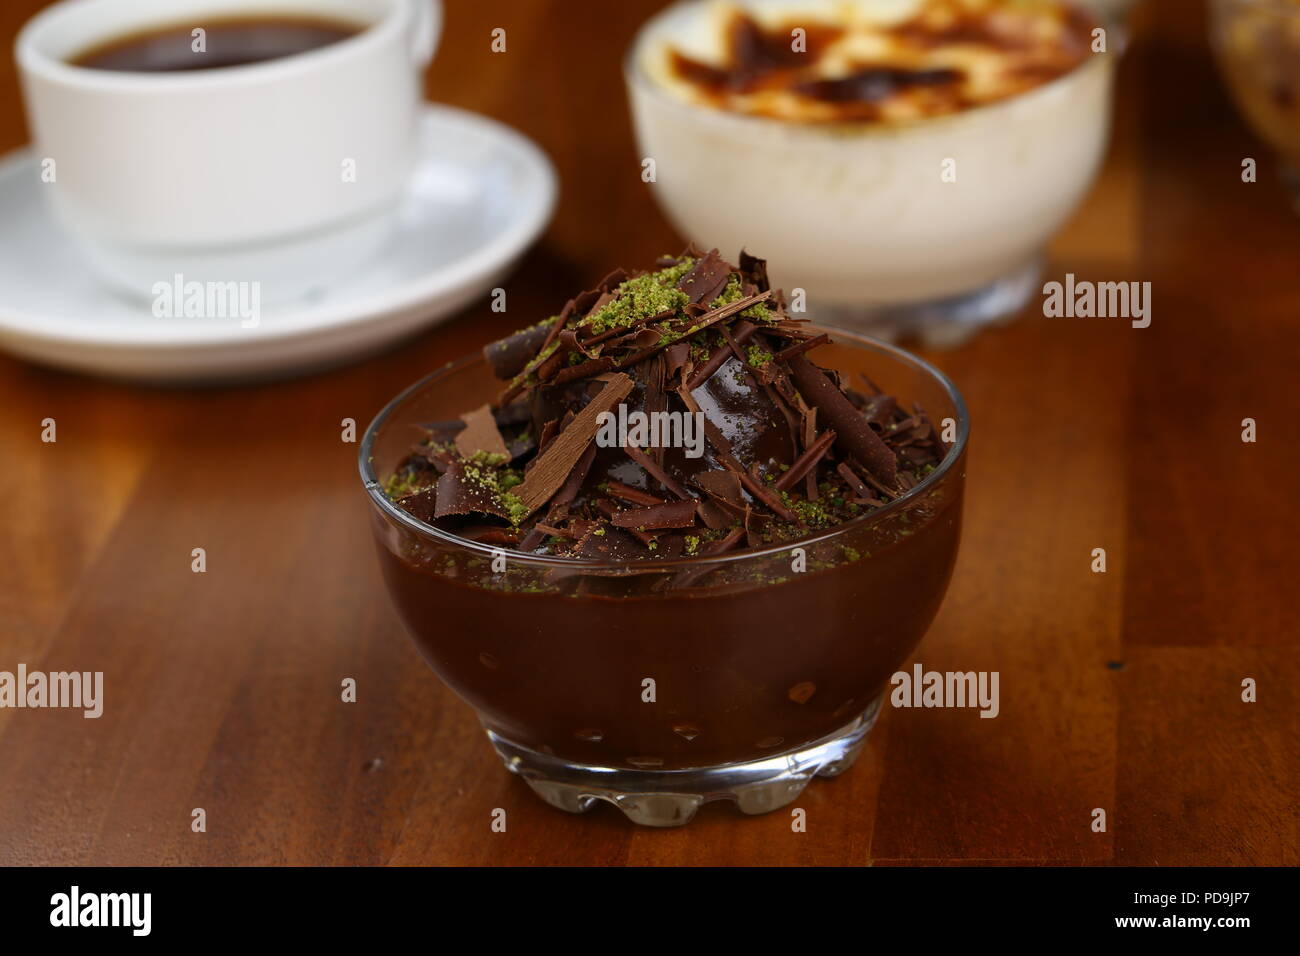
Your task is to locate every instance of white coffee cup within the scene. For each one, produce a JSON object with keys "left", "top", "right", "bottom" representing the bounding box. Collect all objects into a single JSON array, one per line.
[{"left": 16, "top": 0, "right": 440, "bottom": 303}]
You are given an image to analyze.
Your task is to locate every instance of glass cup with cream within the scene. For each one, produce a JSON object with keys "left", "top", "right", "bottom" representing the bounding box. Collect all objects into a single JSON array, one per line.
[{"left": 626, "top": 0, "right": 1119, "bottom": 345}]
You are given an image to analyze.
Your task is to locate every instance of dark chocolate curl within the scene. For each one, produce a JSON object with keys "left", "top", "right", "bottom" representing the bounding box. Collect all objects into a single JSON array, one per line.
[
  {"left": 514, "top": 373, "right": 635, "bottom": 517},
  {"left": 788, "top": 354, "right": 898, "bottom": 487},
  {"left": 610, "top": 499, "right": 699, "bottom": 531},
  {"left": 433, "top": 461, "right": 514, "bottom": 521},
  {"left": 676, "top": 249, "right": 731, "bottom": 305},
  {"left": 739, "top": 249, "right": 770, "bottom": 292}
]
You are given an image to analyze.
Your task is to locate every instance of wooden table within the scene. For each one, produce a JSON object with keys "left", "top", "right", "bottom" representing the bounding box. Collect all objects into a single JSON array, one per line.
[{"left": 0, "top": 0, "right": 1295, "bottom": 866}]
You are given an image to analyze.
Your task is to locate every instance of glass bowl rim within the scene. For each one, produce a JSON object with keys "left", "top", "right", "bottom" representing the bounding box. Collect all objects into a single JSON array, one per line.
[
  {"left": 358, "top": 324, "right": 969, "bottom": 572},
  {"left": 622, "top": 0, "right": 1121, "bottom": 138}
]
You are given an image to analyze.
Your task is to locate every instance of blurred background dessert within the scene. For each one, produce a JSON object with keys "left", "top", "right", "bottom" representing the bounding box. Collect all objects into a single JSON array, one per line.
[
  {"left": 1210, "top": 0, "right": 1300, "bottom": 206},
  {"left": 628, "top": 0, "right": 1120, "bottom": 346}
]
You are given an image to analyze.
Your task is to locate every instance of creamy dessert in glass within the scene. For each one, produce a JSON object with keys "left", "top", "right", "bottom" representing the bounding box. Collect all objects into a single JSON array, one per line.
[{"left": 626, "top": 0, "right": 1118, "bottom": 345}]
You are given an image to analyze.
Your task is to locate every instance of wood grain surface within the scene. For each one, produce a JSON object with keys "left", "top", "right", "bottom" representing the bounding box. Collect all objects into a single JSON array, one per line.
[{"left": 0, "top": 0, "right": 1295, "bottom": 866}]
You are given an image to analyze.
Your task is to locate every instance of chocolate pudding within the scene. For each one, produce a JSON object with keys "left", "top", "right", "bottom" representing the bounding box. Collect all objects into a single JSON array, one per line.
[{"left": 362, "top": 250, "right": 967, "bottom": 791}]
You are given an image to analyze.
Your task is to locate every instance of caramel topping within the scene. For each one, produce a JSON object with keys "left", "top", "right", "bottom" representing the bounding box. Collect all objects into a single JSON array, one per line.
[{"left": 655, "top": 0, "right": 1096, "bottom": 124}]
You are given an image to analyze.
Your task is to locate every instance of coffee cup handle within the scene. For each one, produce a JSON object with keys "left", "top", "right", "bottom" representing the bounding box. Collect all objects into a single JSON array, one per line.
[{"left": 406, "top": 0, "right": 440, "bottom": 67}]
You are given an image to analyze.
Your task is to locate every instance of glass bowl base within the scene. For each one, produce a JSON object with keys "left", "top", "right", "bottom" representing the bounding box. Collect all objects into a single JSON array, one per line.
[
  {"left": 485, "top": 695, "right": 884, "bottom": 827},
  {"left": 812, "top": 257, "right": 1042, "bottom": 350}
]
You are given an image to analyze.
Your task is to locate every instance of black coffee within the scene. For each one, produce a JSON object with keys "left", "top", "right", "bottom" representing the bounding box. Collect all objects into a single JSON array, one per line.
[{"left": 70, "top": 16, "right": 363, "bottom": 73}]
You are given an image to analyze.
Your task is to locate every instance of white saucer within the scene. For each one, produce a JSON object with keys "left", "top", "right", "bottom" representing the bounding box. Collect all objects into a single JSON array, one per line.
[{"left": 0, "top": 104, "right": 556, "bottom": 383}]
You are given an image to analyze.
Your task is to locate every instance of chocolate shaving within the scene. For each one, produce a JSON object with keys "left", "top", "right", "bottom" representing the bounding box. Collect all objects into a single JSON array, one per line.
[
  {"left": 836, "top": 461, "right": 872, "bottom": 500},
  {"left": 788, "top": 354, "right": 898, "bottom": 487},
  {"left": 518, "top": 526, "right": 549, "bottom": 552},
  {"left": 551, "top": 356, "right": 616, "bottom": 387},
  {"left": 553, "top": 443, "right": 597, "bottom": 510},
  {"left": 622, "top": 443, "right": 692, "bottom": 500},
  {"left": 697, "top": 499, "right": 737, "bottom": 530},
  {"left": 862, "top": 395, "right": 897, "bottom": 427},
  {"left": 774, "top": 333, "right": 830, "bottom": 363},
  {"left": 651, "top": 534, "right": 687, "bottom": 559},
  {"left": 514, "top": 374, "right": 634, "bottom": 517},
  {"left": 774, "top": 429, "right": 837, "bottom": 492},
  {"left": 455, "top": 404, "right": 510, "bottom": 461},
  {"left": 534, "top": 522, "right": 577, "bottom": 539},
  {"left": 533, "top": 416, "right": 560, "bottom": 463},
  {"left": 415, "top": 445, "right": 453, "bottom": 473},
  {"left": 606, "top": 480, "right": 667, "bottom": 506},
  {"left": 802, "top": 407, "right": 820, "bottom": 500},
  {"left": 663, "top": 342, "right": 692, "bottom": 384},
  {"left": 575, "top": 526, "right": 643, "bottom": 562},
  {"left": 763, "top": 380, "right": 804, "bottom": 462},
  {"left": 685, "top": 322, "right": 758, "bottom": 390},
  {"left": 385, "top": 248, "right": 953, "bottom": 565},
  {"left": 676, "top": 249, "right": 732, "bottom": 305},
  {"left": 846, "top": 456, "right": 900, "bottom": 500},
  {"left": 729, "top": 462, "right": 797, "bottom": 522},
  {"left": 610, "top": 499, "right": 699, "bottom": 531},
  {"left": 691, "top": 469, "right": 744, "bottom": 507},
  {"left": 434, "top": 461, "right": 513, "bottom": 521},
  {"left": 704, "top": 526, "right": 746, "bottom": 555},
  {"left": 395, "top": 487, "right": 437, "bottom": 523},
  {"left": 738, "top": 249, "right": 770, "bottom": 292}
]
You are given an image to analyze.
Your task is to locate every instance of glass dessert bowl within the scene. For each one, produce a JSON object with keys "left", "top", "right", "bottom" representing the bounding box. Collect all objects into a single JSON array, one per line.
[
  {"left": 360, "top": 253, "right": 968, "bottom": 827},
  {"left": 626, "top": 0, "right": 1118, "bottom": 346}
]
